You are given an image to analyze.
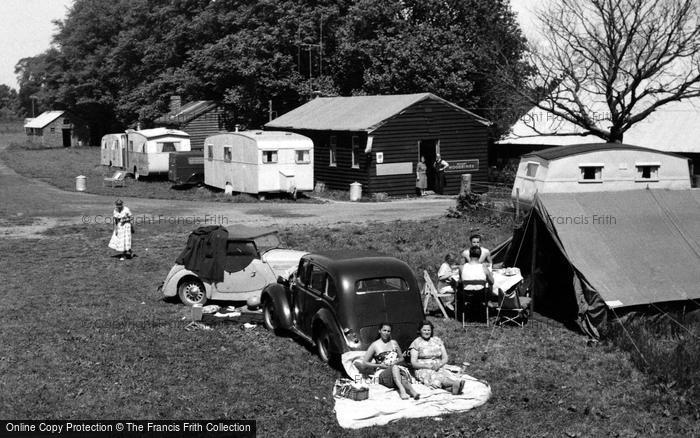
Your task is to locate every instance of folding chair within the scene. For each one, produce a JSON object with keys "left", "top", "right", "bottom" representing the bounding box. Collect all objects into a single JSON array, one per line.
[
  {"left": 103, "top": 170, "right": 126, "bottom": 188},
  {"left": 458, "top": 279, "right": 491, "bottom": 327},
  {"left": 421, "top": 270, "right": 452, "bottom": 319},
  {"left": 492, "top": 287, "right": 531, "bottom": 327}
]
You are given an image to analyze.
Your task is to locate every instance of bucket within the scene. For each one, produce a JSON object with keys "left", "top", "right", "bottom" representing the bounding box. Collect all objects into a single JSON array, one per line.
[
  {"left": 191, "top": 304, "right": 203, "bottom": 321},
  {"left": 75, "top": 175, "right": 87, "bottom": 192},
  {"left": 349, "top": 182, "right": 362, "bottom": 201}
]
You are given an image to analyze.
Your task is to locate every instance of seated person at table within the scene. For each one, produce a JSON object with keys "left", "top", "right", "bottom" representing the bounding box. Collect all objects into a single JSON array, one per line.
[
  {"left": 460, "top": 246, "right": 494, "bottom": 297},
  {"left": 461, "top": 234, "right": 492, "bottom": 268},
  {"left": 362, "top": 323, "right": 420, "bottom": 400},
  {"left": 409, "top": 320, "right": 464, "bottom": 395},
  {"left": 437, "top": 253, "right": 459, "bottom": 309}
]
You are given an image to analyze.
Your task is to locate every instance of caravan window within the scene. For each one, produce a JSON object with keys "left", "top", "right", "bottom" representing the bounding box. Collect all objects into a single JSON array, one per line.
[
  {"left": 207, "top": 144, "right": 213, "bottom": 161},
  {"left": 636, "top": 164, "right": 659, "bottom": 181},
  {"left": 351, "top": 136, "right": 360, "bottom": 169},
  {"left": 525, "top": 162, "right": 539, "bottom": 178},
  {"left": 158, "top": 142, "right": 177, "bottom": 152},
  {"left": 262, "top": 150, "right": 278, "bottom": 164},
  {"left": 329, "top": 136, "right": 337, "bottom": 167},
  {"left": 295, "top": 150, "right": 310, "bottom": 163},
  {"left": 579, "top": 165, "right": 603, "bottom": 182},
  {"left": 224, "top": 146, "right": 232, "bottom": 162}
]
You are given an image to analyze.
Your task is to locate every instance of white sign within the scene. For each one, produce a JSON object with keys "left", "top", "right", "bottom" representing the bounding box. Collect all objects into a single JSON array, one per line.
[{"left": 376, "top": 152, "right": 384, "bottom": 164}]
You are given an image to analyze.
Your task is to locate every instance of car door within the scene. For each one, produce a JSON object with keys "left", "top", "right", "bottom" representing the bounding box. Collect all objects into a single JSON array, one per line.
[
  {"left": 292, "top": 262, "right": 327, "bottom": 336},
  {"left": 215, "top": 240, "right": 269, "bottom": 295}
]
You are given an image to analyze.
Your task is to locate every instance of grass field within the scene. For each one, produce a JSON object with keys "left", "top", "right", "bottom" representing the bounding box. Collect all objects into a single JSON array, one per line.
[{"left": 1, "top": 219, "right": 698, "bottom": 437}]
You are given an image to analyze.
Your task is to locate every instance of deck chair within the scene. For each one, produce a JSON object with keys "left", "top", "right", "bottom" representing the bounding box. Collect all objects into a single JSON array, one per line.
[
  {"left": 103, "top": 170, "right": 126, "bottom": 188},
  {"left": 491, "top": 287, "right": 531, "bottom": 327},
  {"left": 458, "top": 280, "right": 491, "bottom": 327},
  {"left": 422, "top": 270, "right": 451, "bottom": 319}
]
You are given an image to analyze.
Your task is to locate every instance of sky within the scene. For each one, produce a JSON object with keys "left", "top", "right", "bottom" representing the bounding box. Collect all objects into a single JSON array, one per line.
[
  {"left": 0, "top": 0, "right": 540, "bottom": 90},
  {"left": 0, "top": 0, "right": 74, "bottom": 89}
]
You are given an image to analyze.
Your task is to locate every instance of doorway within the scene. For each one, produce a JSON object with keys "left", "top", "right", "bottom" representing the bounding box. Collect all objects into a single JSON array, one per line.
[
  {"left": 419, "top": 139, "right": 438, "bottom": 191},
  {"left": 62, "top": 129, "right": 72, "bottom": 147}
]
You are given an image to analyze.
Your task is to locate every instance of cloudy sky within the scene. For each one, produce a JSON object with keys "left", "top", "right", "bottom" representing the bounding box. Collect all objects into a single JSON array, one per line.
[{"left": 0, "top": 0, "right": 541, "bottom": 90}]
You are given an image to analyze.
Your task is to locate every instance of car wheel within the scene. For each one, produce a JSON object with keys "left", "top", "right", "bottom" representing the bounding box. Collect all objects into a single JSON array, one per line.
[
  {"left": 314, "top": 326, "right": 332, "bottom": 363},
  {"left": 178, "top": 279, "right": 206, "bottom": 306},
  {"left": 262, "top": 299, "right": 278, "bottom": 330}
]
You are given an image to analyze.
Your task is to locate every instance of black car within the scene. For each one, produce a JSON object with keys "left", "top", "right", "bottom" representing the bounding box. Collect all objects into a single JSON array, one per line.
[{"left": 260, "top": 253, "right": 425, "bottom": 363}]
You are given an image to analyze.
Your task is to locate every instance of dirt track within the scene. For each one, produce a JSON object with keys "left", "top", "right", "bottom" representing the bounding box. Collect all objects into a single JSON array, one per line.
[{"left": 0, "top": 143, "right": 455, "bottom": 237}]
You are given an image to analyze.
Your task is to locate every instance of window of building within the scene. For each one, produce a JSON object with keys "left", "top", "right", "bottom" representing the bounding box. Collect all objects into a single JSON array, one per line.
[
  {"left": 295, "top": 149, "right": 310, "bottom": 163},
  {"left": 262, "top": 150, "right": 278, "bottom": 164},
  {"left": 50, "top": 127, "right": 55, "bottom": 134},
  {"left": 207, "top": 144, "right": 213, "bottom": 160},
  {"left": 525, "top": 162, "right": 539, "bottom": 178},
  {"left": 329, "top": 135, "right": 337, "bottom": 167},
  {"left": 351, "top": 136, "right": 360, "bottom": 169},
  {"left": 224, "top": 146, "right": 232, "bottom": 162},
  {"left": 635, "top": 163, "right": 660, "bottom": 181},
  {"left": 579, "top": 164, "right": 603, "bottom": 182}
]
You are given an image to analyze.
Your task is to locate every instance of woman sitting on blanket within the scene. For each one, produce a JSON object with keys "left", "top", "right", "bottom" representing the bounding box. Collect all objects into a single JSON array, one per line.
[
  {"left": 362, "top": 323, "right": 420, "bottom": 400},
  {"left": 409, "top": 320, "right": 464, "bottom": 395}
]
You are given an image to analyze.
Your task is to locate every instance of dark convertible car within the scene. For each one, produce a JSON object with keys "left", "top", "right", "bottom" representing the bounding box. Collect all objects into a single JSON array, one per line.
[{"left": 260, "top": 253, "right": 425, "bottom": 363}]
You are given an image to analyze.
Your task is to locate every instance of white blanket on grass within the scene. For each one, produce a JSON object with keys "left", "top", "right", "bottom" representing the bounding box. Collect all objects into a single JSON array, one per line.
[{"left": 334, "top": 351, "right": 491, "bottom": 429}]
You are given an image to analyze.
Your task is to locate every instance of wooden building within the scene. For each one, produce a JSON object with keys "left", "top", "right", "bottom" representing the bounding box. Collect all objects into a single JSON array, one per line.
[
  {"left": 154, "top": 96, "right": 227, "bottom": 150},
  {"left": 265, "top": 93, "right": 491, "bottom": 196},
  {"left": 24, "top": 110, "right": 88, "bottom": 148}
]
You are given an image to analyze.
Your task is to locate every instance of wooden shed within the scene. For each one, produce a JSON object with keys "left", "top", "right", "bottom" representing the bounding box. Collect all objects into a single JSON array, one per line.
[
  {"left": 154, "top": 96, "right": 227, "bottom": 150},
  {"left": 265, "top": 93, "right": 491, "bottom": 196},
  {"left": 24, "top": 110, "right": 88, "bottom": 148}
]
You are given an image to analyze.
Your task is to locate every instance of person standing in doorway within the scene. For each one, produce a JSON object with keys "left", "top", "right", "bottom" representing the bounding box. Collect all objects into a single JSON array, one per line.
[
  {"left": 416, "top": 156, "right": 428, "bottom": 196},
  {"left": 434, "top": 155, "right": 449, "bottom": 195}
]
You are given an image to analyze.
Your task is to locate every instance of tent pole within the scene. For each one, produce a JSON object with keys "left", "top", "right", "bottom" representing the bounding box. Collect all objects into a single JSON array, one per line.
[{"left": 530, "top": 214, "right": 537, "bottom": 314}]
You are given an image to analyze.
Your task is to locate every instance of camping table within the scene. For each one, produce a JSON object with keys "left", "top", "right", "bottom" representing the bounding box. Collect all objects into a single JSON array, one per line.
[{"left": 492, "top": 268, "right": 523, "bottom": 294}]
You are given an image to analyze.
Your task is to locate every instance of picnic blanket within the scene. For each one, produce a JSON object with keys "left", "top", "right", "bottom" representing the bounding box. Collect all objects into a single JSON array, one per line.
[{"left": 334, "top": 352, "right": 491, "bottom": 429}]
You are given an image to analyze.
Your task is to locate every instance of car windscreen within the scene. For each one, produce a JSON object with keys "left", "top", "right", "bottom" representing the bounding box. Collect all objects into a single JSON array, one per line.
[
  {"left": 253, "top": 232, "right": 281, "bottom": 252},
  {"left": 355, "top": 277, "right": 409, "bottom": 294}
]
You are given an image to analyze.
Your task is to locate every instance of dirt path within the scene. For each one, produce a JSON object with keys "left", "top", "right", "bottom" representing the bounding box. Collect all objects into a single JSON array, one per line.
[{"left": 0, "top": 142, "right": 455, "bottom": 237}]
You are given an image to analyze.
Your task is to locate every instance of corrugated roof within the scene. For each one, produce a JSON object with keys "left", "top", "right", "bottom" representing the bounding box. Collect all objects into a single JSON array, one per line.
[
  {"left": 524, "top": 143, "right": 683, "bottom": 161},
  {"left": 498, "top": 94, "right": 700, "bottom": 153},
  {"left": 539, "top": 190, "right": 700, "bottom": 307},
  {"left": 24, "top": 111, "right": 64, "bottom": 128},
  {"left": 154, "top": 100, "right": 218, "bottom": 124},
  {"left": 265, "top": 93, "right": 490, "bottom": 131}
]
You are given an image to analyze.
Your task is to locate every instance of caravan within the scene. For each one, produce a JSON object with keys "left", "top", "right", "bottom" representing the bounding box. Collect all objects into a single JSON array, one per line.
[
  {"left": 125, "top": 128, "right": 191, "bottom": 179},
  {"left": 100, "top": 133, "right": 127, "bottom": 168},
  {"left": 203, "top": 131, "right": 314, "bottom": 197}
]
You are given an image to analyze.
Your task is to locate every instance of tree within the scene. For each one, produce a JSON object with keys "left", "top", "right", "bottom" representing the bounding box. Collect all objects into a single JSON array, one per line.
[
  {"left": 517, "top": 0, "right": 700, "bottom": 143},
  {"left": 0, "top": 85, "right": 20, "bottom": 119}
]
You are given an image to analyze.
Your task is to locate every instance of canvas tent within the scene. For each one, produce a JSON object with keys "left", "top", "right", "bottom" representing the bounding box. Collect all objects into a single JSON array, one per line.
[{"left": 493, "top": 189, "right": 700, "bottom": 338}]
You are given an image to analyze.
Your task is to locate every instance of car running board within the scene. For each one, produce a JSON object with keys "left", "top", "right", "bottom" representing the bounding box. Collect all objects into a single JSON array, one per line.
[{"left": 288, "top": 327, "right": 314, "bottom": 345}]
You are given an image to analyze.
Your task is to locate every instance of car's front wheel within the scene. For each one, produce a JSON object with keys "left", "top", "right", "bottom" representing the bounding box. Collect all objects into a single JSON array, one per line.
[
  {"left": 178, "top": 279, "right": 207, "bottom": 306},
  {"left": 314, "top": 326, "right": 333, "bottom": 363},
  {"left": 262, "top": 299, "right": 278, "bottom": 330}
]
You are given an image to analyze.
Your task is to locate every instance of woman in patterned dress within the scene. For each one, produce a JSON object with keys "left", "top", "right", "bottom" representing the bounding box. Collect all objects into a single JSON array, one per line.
[
  {"left": 409, "top": 320, "right": 464, "bottom": 395},
  {"left": 108, "top": 199, "right": 133, "bottom": 260},
  {"left": 416, "top": 156, "right": 428, "bottom": 196}
]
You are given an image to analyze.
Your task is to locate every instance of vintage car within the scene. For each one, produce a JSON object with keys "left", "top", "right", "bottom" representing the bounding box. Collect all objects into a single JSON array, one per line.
[
  {"left": 261, "top": 253, "right": 425, "bottom": 363},
  {"left": 160, "top": 226, "right": 307, "bottom": 306}
]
